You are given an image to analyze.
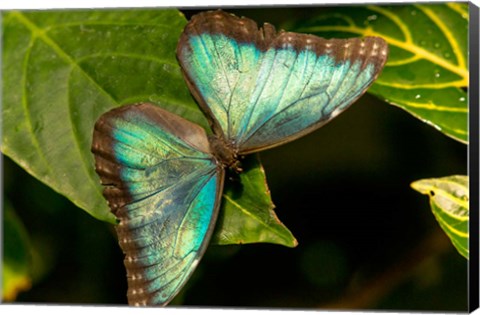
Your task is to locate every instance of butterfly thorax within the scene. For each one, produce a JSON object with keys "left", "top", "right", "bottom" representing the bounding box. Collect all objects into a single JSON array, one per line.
[{"left": 208, "top": 134, "right": 242, "bottom": 172}]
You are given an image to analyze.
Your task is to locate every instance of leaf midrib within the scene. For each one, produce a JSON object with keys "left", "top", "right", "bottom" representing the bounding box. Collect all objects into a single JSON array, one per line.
[
  {"left": 11, "top": 11, "right": 117, "bottom": 205},
  {"left": 416, "top": 4, "right": 466, "bottom": 70}
]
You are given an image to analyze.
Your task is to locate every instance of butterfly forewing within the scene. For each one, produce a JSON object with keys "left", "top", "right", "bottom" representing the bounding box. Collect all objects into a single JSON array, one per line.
[
  {"left": 91, "top": 103, "right": 224, "bottom": 306},
  {"left": 238, "top": 35, "right": 388, "bottom": 152},
  {"left": 177, "top": 10, "right": 388, "bottom": 154}
]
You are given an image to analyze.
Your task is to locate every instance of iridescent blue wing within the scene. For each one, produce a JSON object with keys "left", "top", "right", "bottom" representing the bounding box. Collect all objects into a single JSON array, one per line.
[
  {"left": 177, "top": 10, "right": 388, "bottom": 153},
  {"left": 91, "top": 103, "right": 224, "bottom": 306}
]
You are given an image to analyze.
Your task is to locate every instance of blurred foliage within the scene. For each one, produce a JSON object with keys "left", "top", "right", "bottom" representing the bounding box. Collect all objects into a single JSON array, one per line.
[
  {"left": 1, "top": 4, "right": 470, "bottom": 311},
  {"left": 2, "top": 201, "right": 32, "bottom": 301}
]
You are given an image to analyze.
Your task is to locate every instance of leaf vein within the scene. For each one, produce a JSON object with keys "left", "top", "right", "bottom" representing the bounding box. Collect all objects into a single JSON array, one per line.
[
  {"left": 367, "top": 5, "right": 412, "bottom": 43},
  {"left": 416, "top": 4, "right": 466, "bottom": 70},
  {"left": 402, "top": 100, "right": 468, "bottom": 113},
  {"left": 20, "top": 25, "right": 54, "bottom": 175},
  {"left": 433, "top": 209, "right": 469, "bottom": 236},
  {"left": 44, "top": 21, "right": 174, "bottom": 32},
  {"left": 386, "top": 54, "right": 421, "bottom": 66},
  {"left": 446, "top": 3, "right": 469, "bottom": 19},
  {"left": 374, "top": 79, "right": 466, "bottom": 89},
  {"left": 14, "top": 11, "right": 117, "bottom": 200},
  {"left": 222, "top": 194, "right": 287, "bottom": 240},
  {"left": 76, "top": 52, "right": 179, "bottom": 68}
]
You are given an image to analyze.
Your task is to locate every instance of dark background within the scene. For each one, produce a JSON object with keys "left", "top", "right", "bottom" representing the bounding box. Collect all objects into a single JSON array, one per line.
[{"left": 3, "top": 6, "right": 468, "bottom": 311}]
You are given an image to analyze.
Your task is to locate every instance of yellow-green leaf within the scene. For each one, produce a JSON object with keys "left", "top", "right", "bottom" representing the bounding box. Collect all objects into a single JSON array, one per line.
[
  {"left": 291, "top": 3, "right": 468, "bottom": 144},
  {"left": 411, "top": 175, "right": 469, "bottom": 259}
]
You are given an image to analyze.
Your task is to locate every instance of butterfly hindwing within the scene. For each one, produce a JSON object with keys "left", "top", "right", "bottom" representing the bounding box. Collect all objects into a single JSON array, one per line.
[
  {"left": 177, "top": 10, "right": 388, "bottom": 153},
  {"left": 91, "top": 103, "right": 224, "bottom": 305}
]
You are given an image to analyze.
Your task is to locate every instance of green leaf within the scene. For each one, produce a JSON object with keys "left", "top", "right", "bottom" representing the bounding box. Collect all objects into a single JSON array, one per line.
[
  {"left": 212, "top": 155, "right": 298, "bottom": 248},
  {"left": 3, "top": 201, "right": 32, "bottom": 301},
  {"left": 291, "top": 3, "right": 468, "bottom": 144},
  {"left": 1, "top": 9, "right": 195, "bottom": 224},
  {"left": 411, "top": 175, "right": 469, "bottom": 259},
  {"left": 2, "top": 9, "right": 294, "bottom": 247}
]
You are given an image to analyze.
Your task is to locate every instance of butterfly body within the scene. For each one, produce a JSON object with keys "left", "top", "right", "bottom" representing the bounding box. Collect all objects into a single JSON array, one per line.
[
  {"left": 207, "top": 133, "right": 240, "bottom": 170},
  {"left": 92, "top": 10, "right": 388, "bottom": 306}
]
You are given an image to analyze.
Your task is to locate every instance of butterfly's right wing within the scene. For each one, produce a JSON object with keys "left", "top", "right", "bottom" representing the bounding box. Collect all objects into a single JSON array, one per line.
[
  {"left": 177, "top": 10, "right": 388, "bottom": 154},
  {"left": 91, "top": 103, "right": 224, "bottom": 306}
]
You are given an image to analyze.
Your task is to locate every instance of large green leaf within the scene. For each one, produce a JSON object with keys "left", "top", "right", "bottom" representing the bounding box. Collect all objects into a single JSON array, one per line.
[
  {"left": 411, "top": 175, "right": 469, "bottom": 259},
  {"left": 1, "top": 9, "right": 294, "bottom": 246},
  {"left": 1, "top": 9, "right": 192, "bottom": 224},
  {"left": 3, "top": 201, "right": 32, "bottom": 301},
  {"left": 291, "top": 3, "right": 468, "bottom": 144}
]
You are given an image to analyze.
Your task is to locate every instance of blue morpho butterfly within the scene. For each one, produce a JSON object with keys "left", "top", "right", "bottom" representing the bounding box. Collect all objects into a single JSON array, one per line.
[{"left": 91, "top": 10, "right": 388, "bottom": 306}]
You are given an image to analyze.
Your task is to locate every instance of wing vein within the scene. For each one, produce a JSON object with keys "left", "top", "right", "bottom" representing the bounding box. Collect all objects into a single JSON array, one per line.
[
  {"left": 240, "top": 53, "right": 325, "bottom": 146},
  {"left": 239, "top": 49, "right": 278, "bottom": 140},
  {"left": 240, "top": 49, "right": 302, "bottom": 144}
]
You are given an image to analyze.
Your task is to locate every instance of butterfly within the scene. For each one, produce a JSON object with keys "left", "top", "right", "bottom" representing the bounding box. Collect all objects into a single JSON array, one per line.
[{"left": 91, "top": 10, "right": 388, "bottom": 306}]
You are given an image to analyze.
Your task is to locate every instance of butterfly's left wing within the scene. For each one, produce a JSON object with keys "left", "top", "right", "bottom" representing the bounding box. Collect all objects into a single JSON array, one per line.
[
  {"left": 91, "top": 103, "right": 224, "bottom": 306},
  {"left": 177, "top": 10, "right": 388, "bottom": 153}
]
